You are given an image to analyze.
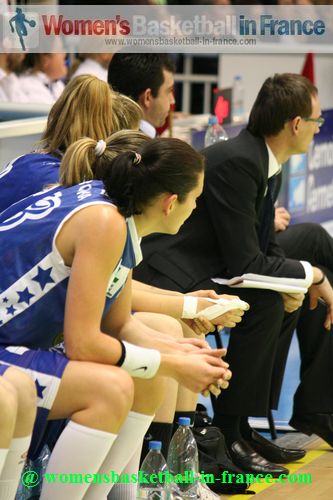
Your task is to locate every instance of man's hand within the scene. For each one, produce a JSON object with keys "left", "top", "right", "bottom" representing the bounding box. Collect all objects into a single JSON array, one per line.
[
  {"left": 309, "top": 276, "right": 333, "bottom": 330},
  {"left": 280, "top": 292, "right": 305, "bottom": 313},
  {"left": 274, "top": 207, "right": 291, "bottom": 232}
]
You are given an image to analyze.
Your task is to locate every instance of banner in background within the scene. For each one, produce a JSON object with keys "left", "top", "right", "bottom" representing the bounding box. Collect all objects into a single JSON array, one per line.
[
  {"left": 1, "top": 5, "right": 333, "bottom": 53},
  {"left": 279, "top": 108, "right": 333, "bottom": 226}
]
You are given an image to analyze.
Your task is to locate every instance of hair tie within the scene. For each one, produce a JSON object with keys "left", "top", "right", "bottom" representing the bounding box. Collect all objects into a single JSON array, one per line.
[
  {"left": 133, "top": 152, "right": 142, "bottom": 166},
  {"left": 95, "top": 139, "right": 106, "bottom": 157}
]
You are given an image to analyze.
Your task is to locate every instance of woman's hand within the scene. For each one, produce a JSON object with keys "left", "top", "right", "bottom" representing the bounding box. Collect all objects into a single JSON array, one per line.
[
  {"left": 182, "top": 317, "right": 215, "bottom": 335},
  {"left": 175, "top": 337, "right": 210, "bottom": 350},
  {"left": 184, "top": 291, "right": 249, "bottom": 334},
  {"left": 171, "top": 348, "right": 232, "bottom": 394}
]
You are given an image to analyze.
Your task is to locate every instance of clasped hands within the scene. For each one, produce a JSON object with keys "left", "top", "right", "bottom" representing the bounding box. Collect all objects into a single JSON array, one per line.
[{"left": 162, "top": 335, "right": 231, "bottom": 398}]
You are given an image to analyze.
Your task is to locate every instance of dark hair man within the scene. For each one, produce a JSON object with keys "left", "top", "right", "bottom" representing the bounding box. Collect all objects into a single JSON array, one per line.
[
  {"left": 134, "top": 73, "right": 333, "bottom": 475},
  {"left": 108, "top": 53, "right": 175, "bottom": 138}
]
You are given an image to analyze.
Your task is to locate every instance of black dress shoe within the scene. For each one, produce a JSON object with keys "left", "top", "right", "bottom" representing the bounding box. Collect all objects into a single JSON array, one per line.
[
  {"left": 228, "top": 439, "right": 289, "bottom": 478},
  {"left": 245, "top": 430, "right": 306, "bottom": 463},
  {"left": 290, "top": 413, "right": 333, "bottom": 447}
]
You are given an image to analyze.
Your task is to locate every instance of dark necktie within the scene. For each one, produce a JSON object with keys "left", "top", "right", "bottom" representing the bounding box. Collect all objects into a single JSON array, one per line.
[{"left": 258, "top": 175, "right": 278, "bottom": 254}]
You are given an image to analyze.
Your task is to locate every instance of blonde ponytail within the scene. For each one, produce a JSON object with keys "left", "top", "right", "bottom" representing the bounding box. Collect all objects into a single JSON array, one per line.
[{"left": 60, "top": 138, "right": 99, "bottom": 186}]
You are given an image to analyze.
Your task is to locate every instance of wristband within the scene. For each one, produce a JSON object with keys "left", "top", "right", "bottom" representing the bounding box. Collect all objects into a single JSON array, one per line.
[
  {"left": 120, "top": 341, "right": 161, "bottom": 379},
  {"left": 182, "top": 296, "right": 199, "bottom": 319},
  {"left": 116, "top": 341, "right": 126, "bottom": 367},
  {"left": 313, "top": 272, "right": 326, "bottom": 286}
]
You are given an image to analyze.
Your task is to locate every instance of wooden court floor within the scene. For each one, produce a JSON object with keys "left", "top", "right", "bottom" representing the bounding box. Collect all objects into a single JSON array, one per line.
[{"left": 221, "top": 438, "right": 333, "bottom": 499}]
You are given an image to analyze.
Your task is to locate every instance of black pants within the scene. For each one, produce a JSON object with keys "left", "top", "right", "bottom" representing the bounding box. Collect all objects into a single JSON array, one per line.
[
  {"left": 136, "top": 223, "right": 333, "bottom": 417},
  {"left": 277, "top": 223, "right": 333, "bottom": 415},
  {"left": 137, "top": 267, "right": 299, "bottom": 417},
  {"left": 193, "top": 279, "right": 300, "bottom": 417}
]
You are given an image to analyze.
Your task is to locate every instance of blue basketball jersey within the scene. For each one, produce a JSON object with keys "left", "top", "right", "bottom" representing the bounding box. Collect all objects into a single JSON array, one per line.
[
  {"left": 0, "top": 153, "right": 60, "bottom": 213},
  {"left": 0, "top": 180, "right": 142, "bottom": 349},
  {"left": 0, "top": 363, "right": 8, "bottom": 375}
]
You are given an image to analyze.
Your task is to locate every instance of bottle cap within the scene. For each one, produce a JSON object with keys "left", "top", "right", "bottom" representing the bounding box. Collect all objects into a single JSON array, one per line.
[
  {"left": 208, "top": 115, "right": 218, "bottom": 126},
  {"left": 234, "top": 75, "right": 242, "bottom": 80},
  {"left": 178, "top": 417, "right": 191, "bottom": 426},
  {"left": 149, "top": 441, "right": 162, "bottom": 450}
]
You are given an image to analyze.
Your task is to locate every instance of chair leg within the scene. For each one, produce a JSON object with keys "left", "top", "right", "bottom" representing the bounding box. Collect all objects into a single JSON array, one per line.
[
  {"left": 268, "top": 409, "right": 277, "bottom": 440},
  {"left": 210, "top": 328, "right": 223, "bottom": 411},
  {"left": 213, "top": 327, "right": 223, "bottom": 349}
]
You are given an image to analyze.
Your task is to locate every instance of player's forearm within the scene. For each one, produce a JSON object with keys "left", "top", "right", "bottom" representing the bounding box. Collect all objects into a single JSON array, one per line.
[
  {"left": 132, "top": 279, "right": 182, "bottom": 296},
  {"left": 132, "top": 288, "right": 214, "bottom": 320},
  {"left": 132, "top": 289, "right": 185, "bottom": 317},
  {"left": 65, "top": 330, "right": 123, "bottom": 365},
  {"left": 117, "top": 315, "right": 176, "bottom": 349}
]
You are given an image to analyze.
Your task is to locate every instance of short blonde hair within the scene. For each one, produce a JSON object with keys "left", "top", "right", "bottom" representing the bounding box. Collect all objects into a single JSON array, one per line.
[
  {"left": 37, "top": 75, "right": 142, "bottom": 157},
  {"left": 37, "top": 75, "right": 114, "bottom": 156},
  {"left": 112, "top": 91, "right": 142, "bottom": 131}
]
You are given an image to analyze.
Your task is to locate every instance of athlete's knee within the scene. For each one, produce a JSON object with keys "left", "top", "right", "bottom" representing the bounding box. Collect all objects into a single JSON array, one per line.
[
  {"left": 136, "top": 312, "right": 184, "bottom": 340},
  {"left": 93, "top": 368, "right": 134, "bottom": 420},
  {"left": 113, "top": 369, "right": 135, "bottom": 413},
  {"left": 0, "top": 378, "right": 18, "bottom": 428},
  {"left": 5, "top": 368, "right": 37, "bottom": 425},
  {"left": 133, "top": 375, "right": 167, "bottom": 414},
  {"left": 160, "top": 314, "right": 184, "bottom": 339}
]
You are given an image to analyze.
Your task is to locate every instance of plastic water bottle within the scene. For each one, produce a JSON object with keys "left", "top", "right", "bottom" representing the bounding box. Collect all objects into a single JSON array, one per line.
[
  {"left": 16, "top": 444, "right": 50, "bottom": 499},
  {"left": 167, "top": 417, "right": 199, "bottom": 500},
  {"left": 232, "top": 74, "right": 245, "bottom": 123},
  {"left": 138, "top": 441, "right": 168, "bottom": 499},
  {"left": 204, "top": 115, "right": 228, "bottom": 147}
]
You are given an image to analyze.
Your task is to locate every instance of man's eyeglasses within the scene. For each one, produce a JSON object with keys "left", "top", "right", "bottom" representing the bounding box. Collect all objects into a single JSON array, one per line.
[{"left": 302, "top": 116, "right": 325, "bottom": 128}]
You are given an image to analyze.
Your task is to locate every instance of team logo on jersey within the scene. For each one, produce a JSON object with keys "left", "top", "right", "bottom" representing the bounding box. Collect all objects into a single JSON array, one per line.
[
  {"left": 0, "top": 192, "right": 62, "bottom": 231},
  {"left": 106, "top": 262, "right": 130, "bottom": 299}
]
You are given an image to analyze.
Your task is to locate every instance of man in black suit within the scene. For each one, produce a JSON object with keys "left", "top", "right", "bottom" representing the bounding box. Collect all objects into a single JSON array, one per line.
[{"left": 134, "top": 74, "right": 333, "bottom": 475}]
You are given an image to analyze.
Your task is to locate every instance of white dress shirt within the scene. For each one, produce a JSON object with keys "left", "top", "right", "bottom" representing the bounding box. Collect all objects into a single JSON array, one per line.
[
  {"left": 0, "top": 73, "right": 28, "bottom": 102},
  {"left": 18, "top": 71, "right": 65, "bottom": 104},
  {"left": 71, "top": 58, "right": 108, "bottom": 82},
  {"left": 139, "top": 119, "right": 156, "bottom": 139}
]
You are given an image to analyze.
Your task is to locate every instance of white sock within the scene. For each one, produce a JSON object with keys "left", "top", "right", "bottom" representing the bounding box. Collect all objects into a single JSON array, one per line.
[
  {"left": 0, "top": 449, "right": 9, "bottom": 477},
  {"left": 0, "top": 435, "right": 31, "bottom": 500},
  {"left": 40, "top": 421, "right": 117, "bottom": 500},
  {"left": 107, "top": 445, "right": 142, "bottom": 500},
  {"left": 84, "top": 412, "right": 154, "bottom": 500}
]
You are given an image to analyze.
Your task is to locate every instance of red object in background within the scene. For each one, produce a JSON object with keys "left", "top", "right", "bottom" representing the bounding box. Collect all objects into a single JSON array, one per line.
[
  {"left": 301, "top": 53, "right": 315, "bottom": 84},
  {"left": 214, "top": 95, "right": 229, "bottom": 125},
  {"left": 156, "top": 103, "right": 176, "bottom": 136}
]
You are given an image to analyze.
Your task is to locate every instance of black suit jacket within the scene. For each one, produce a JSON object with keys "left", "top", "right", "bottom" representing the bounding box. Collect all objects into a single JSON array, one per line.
[{"left": 134, "top": 129, "right": 307, "bottom": 291}]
